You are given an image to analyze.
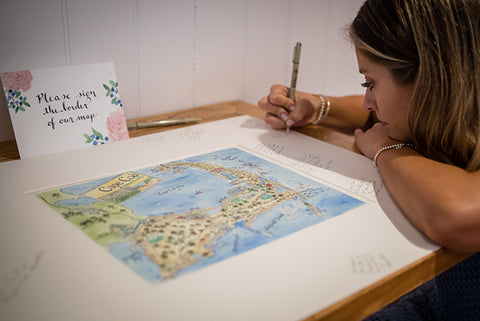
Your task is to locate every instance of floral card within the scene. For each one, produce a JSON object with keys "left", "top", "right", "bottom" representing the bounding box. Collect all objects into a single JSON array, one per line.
[{"left": 0, "top": 62, "right": 129, "bottom": 158}]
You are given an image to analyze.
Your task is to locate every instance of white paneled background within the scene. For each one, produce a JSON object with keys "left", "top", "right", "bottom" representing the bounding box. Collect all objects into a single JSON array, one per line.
[{"left": 0, "top": 0, "right": 365, "bottom": 142}]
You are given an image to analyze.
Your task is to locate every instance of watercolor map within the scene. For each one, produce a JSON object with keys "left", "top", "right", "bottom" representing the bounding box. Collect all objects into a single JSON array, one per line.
[{"left": 36, "top": 148, "right": 364, "bottom": 283}]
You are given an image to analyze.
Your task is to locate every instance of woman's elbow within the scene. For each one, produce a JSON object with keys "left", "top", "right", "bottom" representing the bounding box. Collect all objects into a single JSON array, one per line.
[{"left": 424, "top": 201, "right": 480, "bottom": 253}]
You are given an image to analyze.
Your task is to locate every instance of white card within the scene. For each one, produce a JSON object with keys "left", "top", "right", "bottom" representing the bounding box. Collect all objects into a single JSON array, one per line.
[{"left": 1, "top": 62, "right": 129, "bottom": 158}]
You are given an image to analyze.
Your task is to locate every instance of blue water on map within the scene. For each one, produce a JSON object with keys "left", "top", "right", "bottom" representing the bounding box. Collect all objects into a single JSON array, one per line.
[
  {"left": 56, "top": 197, "right": 99, "bottom": 206},
  {"left": 121, "top": 167, "right": 233, "bottom": 216},
  {"left": 109, "top": 242, "right": 161, "bottom": 283}
]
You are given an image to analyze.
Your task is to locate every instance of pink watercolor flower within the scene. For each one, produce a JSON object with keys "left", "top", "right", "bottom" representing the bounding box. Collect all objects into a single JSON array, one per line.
[
  {"left": 0, "top": 70, "right": 33, "bottom": 92},
  {"left": 106, "top": 109, "right": 129, "bottom": 142}
]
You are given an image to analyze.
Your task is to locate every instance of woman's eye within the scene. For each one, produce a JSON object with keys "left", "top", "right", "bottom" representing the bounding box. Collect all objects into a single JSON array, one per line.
[{"left": 361, "top": 81, "right": 374, "bottom": 91}]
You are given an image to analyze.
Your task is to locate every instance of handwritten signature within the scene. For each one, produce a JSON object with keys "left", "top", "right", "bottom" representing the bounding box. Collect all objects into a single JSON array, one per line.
[{"left": 0, "top": 251, "right": 45, "bottom": 303}]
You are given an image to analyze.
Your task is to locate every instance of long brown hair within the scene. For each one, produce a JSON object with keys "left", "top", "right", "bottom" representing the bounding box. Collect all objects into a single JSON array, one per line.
[{"left": 350, "top": 0, "right": 480, "bottom": 171}]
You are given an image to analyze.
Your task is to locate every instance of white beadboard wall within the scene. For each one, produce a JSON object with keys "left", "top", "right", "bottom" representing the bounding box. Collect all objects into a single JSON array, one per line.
[{"left": 0, "top": 0, "right": 365, "bottom": 142}]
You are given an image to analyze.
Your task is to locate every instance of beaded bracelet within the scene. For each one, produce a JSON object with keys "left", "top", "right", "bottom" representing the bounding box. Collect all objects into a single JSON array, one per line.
[
  {"left": 313, "top": 95, "right": 331, "bottom": 124},
  {"left": 373, "top": 143, "right": 416, "bottom": 167}
]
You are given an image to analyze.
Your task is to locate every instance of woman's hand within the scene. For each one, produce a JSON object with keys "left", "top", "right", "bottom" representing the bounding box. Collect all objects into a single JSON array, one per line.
[
  {"left": 354, "top": 122, "right": 402, "bottom": 160},
  {"left": 257, "top": 84, "right": 321, "bottom": 129}
]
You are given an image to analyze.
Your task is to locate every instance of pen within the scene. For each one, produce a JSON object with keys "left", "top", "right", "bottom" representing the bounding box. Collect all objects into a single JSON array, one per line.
[
  {"left": 287, "top": 42, "right": 302, "bottom": 133},
  {"left": 127, "top": 117, "right": 201, "bottom": 130}
]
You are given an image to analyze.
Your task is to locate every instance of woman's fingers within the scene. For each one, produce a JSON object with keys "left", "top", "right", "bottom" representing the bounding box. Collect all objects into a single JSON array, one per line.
[{"left": 264, "top": 112, "right": 287, "bottom": 129}]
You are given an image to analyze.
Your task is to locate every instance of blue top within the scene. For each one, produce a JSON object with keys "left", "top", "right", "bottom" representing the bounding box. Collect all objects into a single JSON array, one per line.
[{"left": 364, "top": 251, "right": 480, "bottom": 321}]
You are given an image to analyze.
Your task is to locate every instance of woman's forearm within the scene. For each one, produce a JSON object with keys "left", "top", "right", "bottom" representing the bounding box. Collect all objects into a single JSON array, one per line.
[
  {"left": 319, "top": 95, "right": 370, "bottom": 134},
  {"left": 376, "top": 147, "right": 480, "bottom": 252}
]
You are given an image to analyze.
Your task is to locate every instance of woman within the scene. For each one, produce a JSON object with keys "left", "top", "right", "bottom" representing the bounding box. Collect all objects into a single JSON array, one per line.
[{"left": 257, "top": 0, "right": 479, "bottom": 319}]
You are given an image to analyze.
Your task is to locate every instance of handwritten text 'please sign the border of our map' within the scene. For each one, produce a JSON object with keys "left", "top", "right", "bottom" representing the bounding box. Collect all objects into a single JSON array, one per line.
[{"left": 38, "top": 90, "right": 98, "bottom": 130}]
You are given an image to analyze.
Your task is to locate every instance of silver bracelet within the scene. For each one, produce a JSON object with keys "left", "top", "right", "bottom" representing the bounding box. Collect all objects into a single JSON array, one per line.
[
  {"left": 313, "top": 95, "right": 330, "bottom": 124},
  {"left": 373, "top": 143, "right": 416, "bottom": 167}
]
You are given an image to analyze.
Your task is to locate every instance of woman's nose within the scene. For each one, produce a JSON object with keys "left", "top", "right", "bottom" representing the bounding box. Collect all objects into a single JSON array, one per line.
[{"left": 362, "top": 91, "right": 376, "bottom": 111}]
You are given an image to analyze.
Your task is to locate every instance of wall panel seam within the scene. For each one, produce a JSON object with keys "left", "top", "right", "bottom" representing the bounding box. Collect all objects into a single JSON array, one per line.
[
  {"left": 192, "top": 0, "right": 199, "bottom": 107},
  {"left": 61, "top": 0, "right": 72, "bottom": 66},
  {"left": 286, "top": 0, "right": 293, "bottom": 84},
  {"left": 241, "top": 0, "right": 249, "bottom": 101},
  {"left": 133, "top": 0, "right": 141, "bottom": 118}
]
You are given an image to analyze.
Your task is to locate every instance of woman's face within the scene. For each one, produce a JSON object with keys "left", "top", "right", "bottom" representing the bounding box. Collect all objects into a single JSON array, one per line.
[{"left": 355, "top": 48, "right": 415, "bottom": 142}]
